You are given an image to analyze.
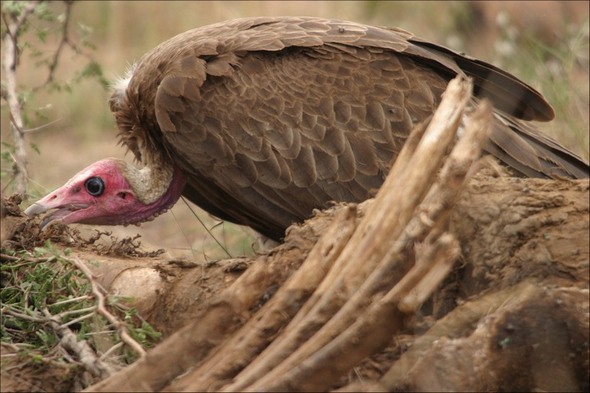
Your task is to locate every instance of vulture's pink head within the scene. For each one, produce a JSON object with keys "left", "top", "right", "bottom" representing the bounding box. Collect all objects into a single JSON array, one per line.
[{"left": 25, "top": 158, "right": 185, "bottom": 229}]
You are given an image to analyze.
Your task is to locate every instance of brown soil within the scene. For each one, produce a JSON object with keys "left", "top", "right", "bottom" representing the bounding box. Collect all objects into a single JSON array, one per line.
[{"left": 2, "top": 172, "right": 588, "bottom": 392}]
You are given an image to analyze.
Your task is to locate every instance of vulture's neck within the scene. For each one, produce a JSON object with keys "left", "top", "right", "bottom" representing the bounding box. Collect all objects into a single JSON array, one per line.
[
  {"left": 110, "top": 66, "right": 186, "bottom": 221},
  {"left": 120, "top": 161, "right": 175, "bottom": 204},
  {"left": 118, "top": 159, "right": 185, "bottom": 221}
]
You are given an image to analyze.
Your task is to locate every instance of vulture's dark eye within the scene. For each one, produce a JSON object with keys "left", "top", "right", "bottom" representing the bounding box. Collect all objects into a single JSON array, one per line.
[{"left": 85, "top": 177, "right": 105, "bottom": 196}]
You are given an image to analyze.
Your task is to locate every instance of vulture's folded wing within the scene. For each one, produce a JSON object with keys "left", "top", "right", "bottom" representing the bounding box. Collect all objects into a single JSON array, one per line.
[{"left": 111, "top": 16, "right": 588, "bottom": 239}]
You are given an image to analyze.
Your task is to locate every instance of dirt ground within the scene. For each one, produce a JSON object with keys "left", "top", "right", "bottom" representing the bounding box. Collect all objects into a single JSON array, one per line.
[{"left": 2, "top": 172, "right": 588, "bottom": 392}]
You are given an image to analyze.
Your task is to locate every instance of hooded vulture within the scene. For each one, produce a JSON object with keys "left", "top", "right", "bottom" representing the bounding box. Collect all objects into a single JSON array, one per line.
[{"left": 25, "top": 16, "right": 590, "bottom": 241}]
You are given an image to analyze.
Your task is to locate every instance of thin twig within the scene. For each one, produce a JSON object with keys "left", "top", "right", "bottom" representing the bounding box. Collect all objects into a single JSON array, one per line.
[
  {"left": 59, "top": 311, "right": 96, "bottom": 328},
  {"left": 0, "top": 253, "right": 54, "bottom": 263},
  {"left": 33, "top": 1, "right": 79, "bottom": 92},
  {"left": 53, "top": 304, "right": 95, "bottom": 318},
  {"left": 99, "top": 342, "right": 125, "bottom": 362},
  {"left": 23, "top": 117, "right": 63, "bottom": 133},
  {"left": 2, "top": 279, "right": 114, "bottom": 381},
  {"left": 3, "top": 306, "right": 47, "bottom": 322},
  {"left": 65, "top": 256, "right": 147, "bottom": 358},
  {"left": 42, "top": 308, "right": 114, "bottom": 378},
  {"left": 50, "top": 295, "right": 93, "bottom": 307},
  {"left": 181, "top": 196, "right": 233, "bottom": 258}
]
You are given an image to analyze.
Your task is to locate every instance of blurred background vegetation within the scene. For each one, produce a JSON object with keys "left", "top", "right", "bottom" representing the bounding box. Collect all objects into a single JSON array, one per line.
[{"left": 2, "top": 1, "right": 588, "bottom": 261}]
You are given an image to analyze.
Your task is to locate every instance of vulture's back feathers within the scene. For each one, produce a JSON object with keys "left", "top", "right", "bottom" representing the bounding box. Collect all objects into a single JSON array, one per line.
[{"left": 110, "top": 16, "right": 589, "bottom": 240}]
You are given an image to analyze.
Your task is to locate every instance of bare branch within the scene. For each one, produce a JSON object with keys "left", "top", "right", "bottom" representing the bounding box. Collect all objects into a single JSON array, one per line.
[
  {"left": 1, "top": 1, "right": 42, "bottom": 195},
  {"left": 226, "top": 76, "right": 474, "bottom": 392},
  {"left": 66, "top": 256, "right": 147, "bottom": 358},
  {"left": 32, "top": 0, "right": 86, "bottom": 92},
  {"left": 3, "top": 303, "right": 114, "bottom": 379},
  {"left": 249, "top": 83, "right": 492, "bottom": 392},
  {"left": 22, "top": 117, "right": 62, "bottom": 133},
  {"left": 1, "top": 0, "right": 101, "bottom": 196},
  {"left": 42, "top": 308, "right": 115, "bottom": 379},
  {"left": 167, "top": 205, "right": 358, "bottom": 390}
]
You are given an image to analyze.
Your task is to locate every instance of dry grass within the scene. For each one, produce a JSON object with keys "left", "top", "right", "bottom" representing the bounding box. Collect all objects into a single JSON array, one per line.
[{"left": 2, "top": 1, "right": 588, "bottom": 262}]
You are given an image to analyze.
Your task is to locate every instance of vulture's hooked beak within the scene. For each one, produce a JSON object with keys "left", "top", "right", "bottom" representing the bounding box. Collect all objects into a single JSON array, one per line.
[{"left": 25, "top": 192, "right": 90, "bottom": 229}]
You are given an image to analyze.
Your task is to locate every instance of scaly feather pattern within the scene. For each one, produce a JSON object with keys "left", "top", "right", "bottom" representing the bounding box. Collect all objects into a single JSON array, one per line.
[{"left": 108, "top": 16, "right": 588, "bottom": 240}]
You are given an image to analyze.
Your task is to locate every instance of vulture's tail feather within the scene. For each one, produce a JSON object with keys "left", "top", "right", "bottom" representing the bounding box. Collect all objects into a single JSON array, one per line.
[{"left": 486, "top": 113, "right": 589, "bottom": 179}]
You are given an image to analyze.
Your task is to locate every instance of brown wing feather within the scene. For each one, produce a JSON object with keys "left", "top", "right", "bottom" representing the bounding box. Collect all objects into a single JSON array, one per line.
[
  {"left": 159, "top": 45, "right": 432, "bottom": 238},
  {"left": 404, "top": 37, "right": 556, "bottom": 121},
  {"left": 113, "top": 16, "right": 589, "bottom": 240}
]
